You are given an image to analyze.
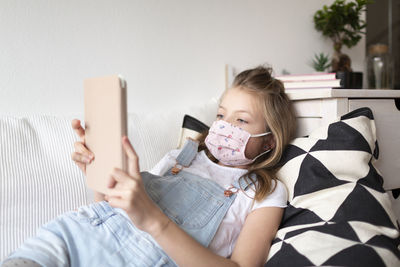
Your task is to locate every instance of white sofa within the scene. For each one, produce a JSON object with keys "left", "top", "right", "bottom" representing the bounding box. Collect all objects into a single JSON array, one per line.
[
  {"left": 2, "top": 101, "right": 400, "bottom": 266},
  {"left": 0, "top": 100, "right": 218, "bottom": 261}
]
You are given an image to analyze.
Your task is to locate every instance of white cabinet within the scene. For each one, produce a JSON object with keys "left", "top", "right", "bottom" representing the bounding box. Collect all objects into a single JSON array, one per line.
[{"left": 287, "top": 89, "right": 400, "bottom": 191}]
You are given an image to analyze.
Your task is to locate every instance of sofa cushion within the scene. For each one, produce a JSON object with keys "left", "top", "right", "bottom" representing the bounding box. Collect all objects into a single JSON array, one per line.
[
  {"left": 266, "top": 107, "right": 400, "bottom": 266},
  {"left": 0, "top": 115, "right": 88, "bottom": 261}
]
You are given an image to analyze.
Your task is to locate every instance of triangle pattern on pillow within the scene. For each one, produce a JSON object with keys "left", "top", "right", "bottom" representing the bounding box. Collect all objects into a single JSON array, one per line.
[
  {"left": 293, "top": 153, "right": 349, "bottom": 198},
  {"left": 322, "top": 244, "right": 386, "bottom": 266},
  {"left": 331, "top": 184, "right": 396, "bottom": 229},
  {"left": 283, "top": 231, "right": 357, "bottom": 266},
  {"left": 342, "top": 116, "right": 377, "bottom": 154},
  {"left": 284, "top": 221, "right": 360, "bottom": 242},
  {"left": 278, "top": 144, "right": 309, "bottom": 166},
  {"left": 310, "top": 121, "right": 372, "bottom": 154},
  {"left": 266, "top": 241, "right": 314, "bottom": 267},
  {"left": 276, "top": 154, "right": 307, "bottom": 201},
  {"left": 280, "top": 204, "right": 326, "bottom": 228},
  {"left": 366, "top": 235, "right": 400, "bottom": 259},
  {"left": 349, "top": 221, "right": 399, "bottom": 244},
  {"left": 292, "top": 183, "right": 357, "bottom": 222},
  {"left": 340, "top": 107, "right": 374, "bottom": 120},
  {"left": 357, "top": 162, "right": 385, "bottom": 193},
  {"left": 308, "top": 150, "right": 371, "bottom": 182}
]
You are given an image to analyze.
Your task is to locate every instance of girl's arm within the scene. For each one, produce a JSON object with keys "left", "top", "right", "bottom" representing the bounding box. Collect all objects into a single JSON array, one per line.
[
  {"left": 151, "top": 206, "right": 283, "bottom": 267},
  {"left": 230, "top": 207, "right": 283, "bottom": 266},
  {"left": 106, "top": 136, "right": 282, "bottom": 267}
]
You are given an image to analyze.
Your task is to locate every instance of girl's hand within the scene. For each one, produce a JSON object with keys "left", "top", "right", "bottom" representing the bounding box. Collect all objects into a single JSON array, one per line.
[
  {"left": 106, "top": 136, "right": 168, "bottom": 236},
  {"left": 71, "top": 119, "right": 95, "bottom": 175}
]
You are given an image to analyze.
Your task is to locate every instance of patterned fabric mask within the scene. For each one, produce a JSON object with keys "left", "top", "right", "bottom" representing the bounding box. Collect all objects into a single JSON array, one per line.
[{"left": 205, "top": 120, "right": 272, "bottom": 166}]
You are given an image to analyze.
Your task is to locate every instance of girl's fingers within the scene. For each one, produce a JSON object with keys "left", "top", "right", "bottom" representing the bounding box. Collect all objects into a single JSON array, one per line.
[
  {"left": 74, "top": 142, "right": 94, "bottom": 159},
  {"left": 71, "top": 151, "right": 92, "bottom": 164},
  {"left": 122, "top": 136, "right": 140, "bottom": 176},
  {"left": 71, "top": 119, "right": 85, "bottom": 142},
  {"left": 76, "top": 162, "right": 86, "bottom": 174},
  {"left": 107, "top": 176, "right": 117, "bottom": 189},
  {"left": 107, "top": 168, "right": 136, "bottom": 188},
  {"left": 107, "top": 196, "right": 129, "bottom": 210},
  {"left": 106, "top": 188, "right": 130, "bottom": 198},
  {"left": 70, "top": 153, "right": 86, "bottom": 174}
]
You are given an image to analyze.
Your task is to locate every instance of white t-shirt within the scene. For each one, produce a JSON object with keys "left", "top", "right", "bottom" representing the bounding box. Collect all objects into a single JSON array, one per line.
[{"left": 149, "top": 149, "right": 288, "bottom": 257}]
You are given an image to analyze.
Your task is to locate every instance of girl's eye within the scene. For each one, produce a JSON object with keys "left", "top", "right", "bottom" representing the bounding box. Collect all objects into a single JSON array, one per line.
[
  {"left": 216, "top": 114, "right": 224, "bottom": 119},
  {"left": 237, "top": 118, "right": 248, "bottom": 124}
]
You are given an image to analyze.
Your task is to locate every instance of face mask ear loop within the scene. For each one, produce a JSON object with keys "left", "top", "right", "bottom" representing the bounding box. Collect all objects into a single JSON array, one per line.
[
  {"left": 250, "top": 131, "right": 271, "bottom": 138},
  {"left": 248, "top": 132, "right": 273, "bottom": 162},
  {"left": 250, "top": 148, "right": 272, "bottom": 162}
]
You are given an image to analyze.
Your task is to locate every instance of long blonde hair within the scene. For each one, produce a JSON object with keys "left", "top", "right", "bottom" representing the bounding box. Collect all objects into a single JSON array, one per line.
[{"left": 198, "top": 65, "right": 297, "bottom": 201}]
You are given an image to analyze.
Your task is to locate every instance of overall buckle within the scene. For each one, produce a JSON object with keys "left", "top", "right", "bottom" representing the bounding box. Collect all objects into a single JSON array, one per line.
[
  {"left": 171, "top": 163, "right": 183, "bottom": 175},
  {"left": 224, "top": 185, "right": 239, "bottom": 197}
]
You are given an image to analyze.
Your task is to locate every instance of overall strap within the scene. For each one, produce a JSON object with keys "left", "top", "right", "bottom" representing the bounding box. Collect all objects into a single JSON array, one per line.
[
  {"left": 171, "top": 138, "right": 199, "bottom": 174},
  {"left": 232, "top": 173, "right": 257, "bottom": 191}
]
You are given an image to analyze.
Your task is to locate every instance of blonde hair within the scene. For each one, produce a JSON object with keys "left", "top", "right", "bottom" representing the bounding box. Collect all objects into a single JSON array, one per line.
[{"left": 198, "top": 65, "right": 297, "bottom": 201}]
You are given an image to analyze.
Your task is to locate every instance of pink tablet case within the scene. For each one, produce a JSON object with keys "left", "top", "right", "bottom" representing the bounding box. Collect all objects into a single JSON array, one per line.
[{"left": 84, "top": 75, "right": 127, "bottom": 195}]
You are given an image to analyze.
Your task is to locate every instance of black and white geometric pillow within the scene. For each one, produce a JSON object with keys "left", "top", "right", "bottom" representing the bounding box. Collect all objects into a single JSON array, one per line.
[{"left": 266, "top": 107, "right": 400, "bottom": 267}]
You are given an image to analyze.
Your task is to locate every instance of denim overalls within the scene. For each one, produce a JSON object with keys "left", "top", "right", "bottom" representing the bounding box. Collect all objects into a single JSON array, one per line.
[{"left": 4, "top": 139, "right": 254, "bottom": 267}]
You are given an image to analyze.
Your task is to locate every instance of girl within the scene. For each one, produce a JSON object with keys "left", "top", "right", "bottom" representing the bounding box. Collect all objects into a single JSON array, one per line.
[{"left": 2, "top": 65, "right": 297, "bottom": 267}]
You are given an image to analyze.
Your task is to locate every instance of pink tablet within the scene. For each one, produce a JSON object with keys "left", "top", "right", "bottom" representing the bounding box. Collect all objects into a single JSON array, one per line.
[{"left": 84, "top": 75, "right": 128, "bottom": 195}]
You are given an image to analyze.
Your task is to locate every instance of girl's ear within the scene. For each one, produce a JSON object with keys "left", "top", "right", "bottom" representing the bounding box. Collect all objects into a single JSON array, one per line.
[{"left": 263, "top": 134, "right": 276, "bottom": 150}]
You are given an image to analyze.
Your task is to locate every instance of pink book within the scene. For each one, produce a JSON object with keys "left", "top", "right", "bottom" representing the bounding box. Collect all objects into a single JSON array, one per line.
[
  {"left": 275, "top": 73, "right": 336, "bottom": 82},
  {"left": 283, "top": 79, "right": 341, "bottom": 89}
]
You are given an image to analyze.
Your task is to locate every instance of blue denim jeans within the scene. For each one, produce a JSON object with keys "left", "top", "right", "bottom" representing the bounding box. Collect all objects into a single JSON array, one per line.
[{"left": 4, "top": 201, "right": 175, "bottom": 267}]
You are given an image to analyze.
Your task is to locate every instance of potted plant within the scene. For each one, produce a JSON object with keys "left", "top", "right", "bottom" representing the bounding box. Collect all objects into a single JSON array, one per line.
[
  {"left": 313, "top": 0, "right": 371, "bottom": 88},
  {"left": 311, "top": 52, "right": 331, "bottom": 72}
]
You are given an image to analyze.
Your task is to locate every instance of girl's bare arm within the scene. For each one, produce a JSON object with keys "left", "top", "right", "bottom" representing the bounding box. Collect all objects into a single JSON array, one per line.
[{"left": 150, "top": 206, "right": 282, "bottom": 267}]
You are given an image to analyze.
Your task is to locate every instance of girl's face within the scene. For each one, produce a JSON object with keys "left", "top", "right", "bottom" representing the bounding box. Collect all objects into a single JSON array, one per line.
[{"left": 216, "top": 87, "right": 275, "bottom": 168}]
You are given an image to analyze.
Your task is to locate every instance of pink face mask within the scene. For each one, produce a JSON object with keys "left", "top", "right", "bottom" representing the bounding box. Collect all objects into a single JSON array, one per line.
[{"left": 205, "top": 120, "right": 272, "bottom": 166}]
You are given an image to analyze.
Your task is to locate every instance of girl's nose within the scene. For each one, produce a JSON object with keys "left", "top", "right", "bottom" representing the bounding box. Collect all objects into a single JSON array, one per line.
[
  {"left": 223, "top": 116, "right": 237, "bottom": 126},
  {"left": 221, "top": 115, "right": 233, "bottom": 124}
]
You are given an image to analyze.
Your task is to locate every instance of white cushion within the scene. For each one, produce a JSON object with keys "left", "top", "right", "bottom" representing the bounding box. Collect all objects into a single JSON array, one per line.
[{"left": 0, "top": 115, "right": 88, "bottom": 260}]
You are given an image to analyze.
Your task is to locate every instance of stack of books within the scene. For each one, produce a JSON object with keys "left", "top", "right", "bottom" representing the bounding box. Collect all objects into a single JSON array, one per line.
[{"left": 275, "top": 73, "right": 341, "bottom": 89}]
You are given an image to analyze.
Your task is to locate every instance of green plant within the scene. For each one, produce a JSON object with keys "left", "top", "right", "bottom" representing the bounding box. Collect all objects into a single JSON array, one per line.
[
  {"left": 311, "top": 53, "right": 331, "bottom": 72},
  {"left": 313, "top": 0, "right": 372, "bottom": 72}
]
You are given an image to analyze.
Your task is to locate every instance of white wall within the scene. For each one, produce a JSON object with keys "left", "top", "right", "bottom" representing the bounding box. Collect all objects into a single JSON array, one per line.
[{"left": 0, "top": 0, "right": 366, "bottom": 116}]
